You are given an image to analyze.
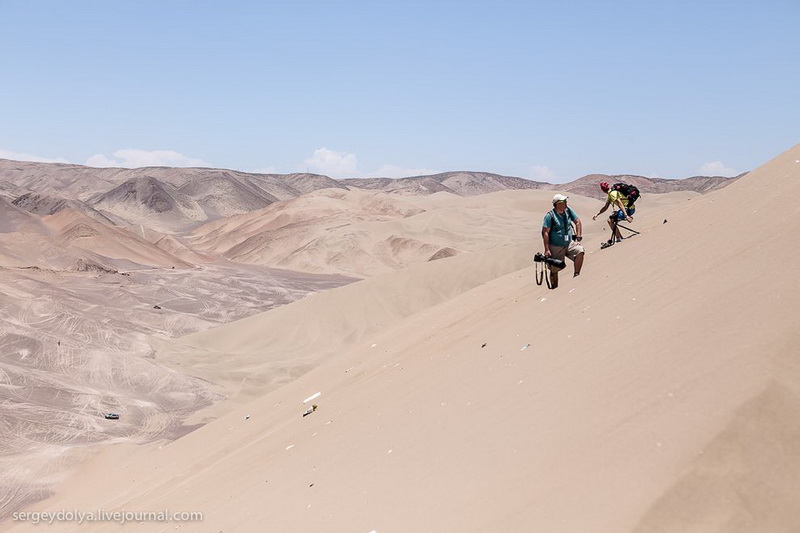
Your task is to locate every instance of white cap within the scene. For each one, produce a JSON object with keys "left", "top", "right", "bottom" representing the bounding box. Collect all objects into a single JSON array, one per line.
[{"left": 552, "top": 194, "right": 568, "bottom": 204}]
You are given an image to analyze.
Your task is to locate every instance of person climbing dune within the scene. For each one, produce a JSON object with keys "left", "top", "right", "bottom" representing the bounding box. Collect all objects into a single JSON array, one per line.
[
  {"left": 593, "top": 181, "right": 637, "bottom": 248},
  {"left": 541, "top": 194, "right": 584, "bottom": 288}
]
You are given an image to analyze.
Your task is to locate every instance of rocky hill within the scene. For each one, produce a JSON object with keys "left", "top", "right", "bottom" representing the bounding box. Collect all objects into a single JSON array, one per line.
[
  {"left": 342, "top": 171, "right": 548, "bottom": 196},
  {"left": 562, "top": 172, "right": 744, "bottom": 200}
]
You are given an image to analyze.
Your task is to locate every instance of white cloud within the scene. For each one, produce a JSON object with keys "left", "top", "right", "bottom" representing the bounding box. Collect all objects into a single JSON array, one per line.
[
  {"left": 529, "top": 165, "right": 558, "bottom": 182},
  {"left": 0, "top": 149, "right": 70, "bottom": 164},
  {"left": 699, "top": 161, "right": 737, "bottom": 177},
  {"left": 85, "top": 149, "right": 209, "bottom": 168},
  {"left": 85, "top": 153, "right": 120, "bottom": 167},
  {"left": 303, "top": 147, "right": 358, "bottom": 177},
  {"left": 368, "top": 164, "right": 440, "bottom": 178},
  {"left": 251, "top": 166, "right": 279, "bottom": 174},
  {"left": 300, "top": 148, "right": 442, "bottom": 178}
]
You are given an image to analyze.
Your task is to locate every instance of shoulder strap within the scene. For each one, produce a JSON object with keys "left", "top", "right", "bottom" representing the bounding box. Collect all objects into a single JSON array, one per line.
[{"left": 549, "top": 209, "right": 573, "bottom": 233}]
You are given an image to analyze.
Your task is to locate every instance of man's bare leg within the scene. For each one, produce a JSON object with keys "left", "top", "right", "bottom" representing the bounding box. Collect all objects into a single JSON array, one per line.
[{"left": 573, "top": 252, "right": 584, "bottom": 276}]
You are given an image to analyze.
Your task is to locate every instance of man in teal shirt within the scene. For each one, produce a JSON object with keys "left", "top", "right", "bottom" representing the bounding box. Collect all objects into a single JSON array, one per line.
[{"left": 542, "top": 194, "right": 584, "bottom": 288}]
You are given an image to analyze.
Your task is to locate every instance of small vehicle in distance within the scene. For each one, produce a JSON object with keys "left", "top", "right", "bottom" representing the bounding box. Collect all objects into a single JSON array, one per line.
[{"left": 104, "top": 413, "right": 120, "bottom": 420}]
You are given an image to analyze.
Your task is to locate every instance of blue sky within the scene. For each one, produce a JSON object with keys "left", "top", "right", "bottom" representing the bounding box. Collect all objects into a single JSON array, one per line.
[{"left": 1, "top": 0, "right": 797, "bottom": 181}]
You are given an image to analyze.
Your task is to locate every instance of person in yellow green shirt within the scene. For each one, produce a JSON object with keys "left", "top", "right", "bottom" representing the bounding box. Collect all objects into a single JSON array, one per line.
[{"left": 593, "top": 181, "right": 634, "bottom": 246}]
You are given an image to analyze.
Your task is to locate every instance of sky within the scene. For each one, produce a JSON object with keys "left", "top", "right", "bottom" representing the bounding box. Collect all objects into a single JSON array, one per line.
[{"left": 1, "top": 0, "right": 798, "bottom": 182}]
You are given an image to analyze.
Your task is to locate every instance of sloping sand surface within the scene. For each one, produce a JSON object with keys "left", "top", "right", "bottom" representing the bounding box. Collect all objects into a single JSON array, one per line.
[
  {"left": 0, "top": 263, "right": 355, "bottom": 518},
  {"left": 150, "top": 191, "right": 619, "bottom": 410},
  {"left": 4, "top": 145, "right": 799, "bottom": 532},
  {"left": 41, "top": 210, "right": 194, "bottom": 269}
]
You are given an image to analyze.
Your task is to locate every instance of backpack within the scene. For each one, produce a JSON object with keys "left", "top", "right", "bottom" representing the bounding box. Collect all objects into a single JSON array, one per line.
[{"left": 611, "top": 182, "right": 641, "bottom": 206}]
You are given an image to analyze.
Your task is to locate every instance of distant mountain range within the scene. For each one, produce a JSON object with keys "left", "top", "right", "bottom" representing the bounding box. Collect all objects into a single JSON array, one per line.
[
  {"left": 0, "top": 158, "right": 742, "bottom": 273},
  {"left": 0, "top": 158, "right": 741, "bottom": 231}
]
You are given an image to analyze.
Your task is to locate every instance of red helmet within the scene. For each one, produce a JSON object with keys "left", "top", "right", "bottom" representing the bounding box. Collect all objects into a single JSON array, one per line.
[{"left": 599, "top": 181, "right": 610, "bottom": 192}]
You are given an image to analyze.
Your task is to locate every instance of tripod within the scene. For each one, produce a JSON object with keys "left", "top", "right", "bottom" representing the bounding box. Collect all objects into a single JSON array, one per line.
[{"left": 601, "top": 220, "right": 640, "bottom": 249}]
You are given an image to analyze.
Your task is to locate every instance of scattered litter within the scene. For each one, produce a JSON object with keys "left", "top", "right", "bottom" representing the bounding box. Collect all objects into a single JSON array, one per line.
[
  {"left": 153, "top": 305, "right": 162, "bottom": 309},
  {"left": 481, "top": 343, "right": 487, "bottom": 348},
  {"left": 309, "top": 483, "right": 314, "bottom": 488},
  {"left": 303, "top": 404, "right": 318, "bottom": 417},
  {"left": 371, "top": 343, "right": 378, "bottom": 348},
  {"left": 521, "top": 343, "right": 530, "bottom": 351},
  {"left": 245, "top": 414, "right": 250, "bottom": 420},
  {"left": 303, "top": 392, "right": 321, "bottom": 404},
  {"left": 569, "top": 288, "right": 575, "bottom": 293},
  {"left": 663, "top": 219, "right": 668, "bottom": 224},
  {"left": 285, "top": 444, "right": 295, "bottom": 451},
  {"left": 324, "top": 420, "right": 333, "bottom": 425},
  {"left": 344, "top": 367, "right": 354, "bottom": 373},
  {"left": 539, "top": 297, "right": 547, "bottom": 302},
  {"left": 387, "top": 449, "right": 393, "bottom": 454}
]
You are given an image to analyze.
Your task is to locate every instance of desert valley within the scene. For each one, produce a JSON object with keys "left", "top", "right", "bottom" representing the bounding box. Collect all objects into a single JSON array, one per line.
[{"left": 1, "top": 145, "right": 799, "bottom": 531}]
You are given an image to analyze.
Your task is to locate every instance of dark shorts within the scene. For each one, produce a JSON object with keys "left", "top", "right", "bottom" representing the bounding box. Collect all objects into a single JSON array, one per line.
[{"left": 611, "top": 206, "right": 635, "bottom": 221}]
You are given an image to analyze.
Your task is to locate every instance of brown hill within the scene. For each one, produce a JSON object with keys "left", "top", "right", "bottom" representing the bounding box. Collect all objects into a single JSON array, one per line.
[
  {"left": 12, "top": 192, "right": 116, "bottom": 225},
  {"left": 563, "top": 172, "right": 742, "bottom": 200},
  {"left": 343, "top": 171, "right": 548, "bottom": 196}
]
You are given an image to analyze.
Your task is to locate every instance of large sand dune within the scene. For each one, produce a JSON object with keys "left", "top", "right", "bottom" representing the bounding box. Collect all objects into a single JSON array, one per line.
[{"left": 3, "top": 145, "right": 797, "bottom": 532}]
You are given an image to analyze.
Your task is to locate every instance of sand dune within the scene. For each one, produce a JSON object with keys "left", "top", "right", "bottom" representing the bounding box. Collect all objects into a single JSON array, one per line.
[
  {"left": 2, "top": 145, "right": 797, "bottom": 532},
  {"left": 187, "top": 188, "right": 585, "bottom": 277},
  {"left": 41, "top": 209, "right": 194, "bottom": 270}
]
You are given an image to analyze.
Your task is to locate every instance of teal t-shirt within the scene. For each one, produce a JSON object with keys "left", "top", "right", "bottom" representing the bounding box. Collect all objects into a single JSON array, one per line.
[{"left": 543, "top": 207, "right": 577, "bottom": 247}]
